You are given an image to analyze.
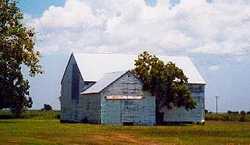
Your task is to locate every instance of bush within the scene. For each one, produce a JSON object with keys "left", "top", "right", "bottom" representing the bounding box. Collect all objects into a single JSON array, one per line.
[
  {"left": 205, "top": 112, "right": 250, "bottom": 122},
  {"left": 0, "top": 110, "right": 59, "bottom": 120},
  {"left": 227, "top": 111, "right": 239, "bottom": 115},
  {"left": 41, "top": 104, "right": 52, "bottom": 111},
  {"left": 239, "top": 111, "right": 246, "bottom": 122},
  {"left": 56, "top": 114, "right": 60, "bottom": 119},
  {"left": 81, "top": 117, "right": 89, "bottom": 123}
]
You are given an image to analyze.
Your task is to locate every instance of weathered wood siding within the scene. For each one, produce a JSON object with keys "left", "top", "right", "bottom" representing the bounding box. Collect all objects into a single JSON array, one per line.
[
  {"left": 100, "top": 72, "right": 155, "bottom": 125},
  {"left": 78, "top": 94, "right": 101, "bottom": 123},
  {"left": 162, "top": 84, "right": 205, "bottom": 123},
  {"left": 60, "top": 55, "right": 84, "bottom": 122}
]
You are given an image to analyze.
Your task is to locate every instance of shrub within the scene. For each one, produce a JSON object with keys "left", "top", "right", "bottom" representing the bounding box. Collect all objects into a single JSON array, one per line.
[
  {"left": 239, "top": 111, "right": 246, "bottom": 122},
  {"left": 81, "top": 117, "right": 89, "bottom": 123},
  {"left": 41, "top": 104, "right": 53, "bottom": 111},
  {"left": 205, "top": 112, "right": 250, "bottom": 122},
  {"left": 56, "top": 114, "right": 60, "bottom": 119},
  {"left": 0, "top": 110, "right": 59, "bottom": 120},
  {"left": 227, "top": 111, "right": 239, "bottom": 115}
]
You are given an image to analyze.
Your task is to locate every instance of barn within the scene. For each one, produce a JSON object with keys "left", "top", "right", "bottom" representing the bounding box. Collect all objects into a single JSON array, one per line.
[{"left": 60, "top": 53, "right": 206, "bottom": 125}]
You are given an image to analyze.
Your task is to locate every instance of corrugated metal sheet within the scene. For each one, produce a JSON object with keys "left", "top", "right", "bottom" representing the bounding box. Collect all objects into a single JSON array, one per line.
[
  {"left": 73, "top": 53, "right": 206, "bottom": 84},
  {"left": 82, "top": 71, "right": 127, "bottom": 94}
]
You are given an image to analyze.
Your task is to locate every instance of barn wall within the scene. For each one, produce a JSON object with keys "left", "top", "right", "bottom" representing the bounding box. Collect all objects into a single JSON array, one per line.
[
  {"left": 100, "top": 72, "right": 155, "bottom": 125},
  {"left": 60, "top": 55, "right": 84, "bottom": 122},
  {"left": 78, "top": 94, "right": 101, "bottom": 123},
  {"left": 162, "top": 84, "right": 205, "bottom": 123}
]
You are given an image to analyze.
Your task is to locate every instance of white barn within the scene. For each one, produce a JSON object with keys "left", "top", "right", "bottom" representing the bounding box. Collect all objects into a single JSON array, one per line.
[{"left": 60, "top": 53, "right": 206, "bottom": 125}]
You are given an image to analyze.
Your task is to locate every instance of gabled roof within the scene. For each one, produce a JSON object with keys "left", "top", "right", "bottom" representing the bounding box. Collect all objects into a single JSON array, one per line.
[
  {"left": 81, "top": 71, "right": 128, "bottom": 94},
  {"left": 73, "top": 53, "right": 206, "bottom": 84}
]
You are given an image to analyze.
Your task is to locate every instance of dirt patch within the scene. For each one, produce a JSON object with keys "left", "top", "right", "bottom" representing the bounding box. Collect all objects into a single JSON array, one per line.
[{"left": 86, "top": 133, "right": 162, "bottom": 145}]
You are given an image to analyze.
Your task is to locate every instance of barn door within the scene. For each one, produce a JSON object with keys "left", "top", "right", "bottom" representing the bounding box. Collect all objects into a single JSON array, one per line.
[{"left": 121, "top": 100, "right": 137, "bottom": 125}]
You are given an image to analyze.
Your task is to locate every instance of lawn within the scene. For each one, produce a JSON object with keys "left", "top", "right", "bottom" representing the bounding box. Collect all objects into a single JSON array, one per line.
[{"left": 0, "top": 111, "right": 250, "bottom": 145}]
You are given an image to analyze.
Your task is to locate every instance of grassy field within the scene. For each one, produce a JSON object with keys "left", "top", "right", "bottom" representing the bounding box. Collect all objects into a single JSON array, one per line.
[{"left": 0, "top": 111, "right": 250, "bottom": 145}]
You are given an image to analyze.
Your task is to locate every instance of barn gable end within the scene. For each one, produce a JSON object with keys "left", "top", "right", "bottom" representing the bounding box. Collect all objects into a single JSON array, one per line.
[
  {"left": 79, "top": 71, "right": 155, "bottom": 125},
  {"left": 60, "top": 54, "right": 85, "bottom": 122},
  {"left": 100, "top": 71, "right": 155, "bottom": 125}
]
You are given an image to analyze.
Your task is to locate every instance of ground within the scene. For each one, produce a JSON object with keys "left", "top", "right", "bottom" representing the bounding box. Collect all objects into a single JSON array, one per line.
[{"left": 0, "top": 111, "right": 250, "bottom": 145}]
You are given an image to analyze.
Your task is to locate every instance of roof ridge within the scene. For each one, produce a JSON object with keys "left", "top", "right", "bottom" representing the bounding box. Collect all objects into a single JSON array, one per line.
[
  {"left": 72, "top": 53, "right": 206, "bottom": 84},
  {"left": 104, "top": 70, "right": 128, "bottom": 74},
  {"left": 81, "top": 71, "right": 130, "bottom": 94},
  {"left": 73, "top": 52, "right": 191, "bottom": 57}
]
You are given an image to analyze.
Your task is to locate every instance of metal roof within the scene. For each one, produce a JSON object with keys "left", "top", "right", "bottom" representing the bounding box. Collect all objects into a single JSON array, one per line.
[
  {"left": 73, "top": 53, "right": 206, "bottom": 84},
  {"left": 82, "top": 71, "right": 128, "bottom": 94}
]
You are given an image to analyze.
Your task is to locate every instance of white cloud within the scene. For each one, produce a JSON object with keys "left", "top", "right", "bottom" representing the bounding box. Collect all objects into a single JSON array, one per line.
[
  {"left": 33, "top": 1, "right": 102, "bottom": 28},
  {"left": 30, "top": 0, "right": 250, "bottom": 55},
  {"left": 208, "top": 65, "right": 220, "bottom": 71}
]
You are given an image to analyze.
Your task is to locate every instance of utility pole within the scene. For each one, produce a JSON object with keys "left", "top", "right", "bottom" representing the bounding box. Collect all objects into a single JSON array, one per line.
[{"left": 215, "top": 96, "right": 219, "bottom": 114}]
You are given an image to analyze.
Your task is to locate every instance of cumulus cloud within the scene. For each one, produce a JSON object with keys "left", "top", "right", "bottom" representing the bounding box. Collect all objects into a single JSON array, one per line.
[
  {"left": 30, "top": 0, "right": 250, "bottom": 55},
  {"left": 208, "top": 65, "right": 220, "bottom": 71}
]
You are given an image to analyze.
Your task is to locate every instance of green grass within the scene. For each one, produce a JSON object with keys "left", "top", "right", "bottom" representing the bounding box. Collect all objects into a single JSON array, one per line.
[
  {"left": 1, "top": 120, "right": 250, "bottom": 145},
  {"left": 0, "top": 111, "right": 250, "bottom": 145}
]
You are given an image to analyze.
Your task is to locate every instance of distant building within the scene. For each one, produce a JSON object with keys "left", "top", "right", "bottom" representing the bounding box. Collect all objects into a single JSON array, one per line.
[{"left": 60, "top": 53, "right": 206, "bottom": 125}]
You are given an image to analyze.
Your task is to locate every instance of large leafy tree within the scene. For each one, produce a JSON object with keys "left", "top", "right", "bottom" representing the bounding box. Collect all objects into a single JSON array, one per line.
[
  {"left": 133, "top": 51, "right": 196, "bottom": 123},
  {"left": 0, "top": 0, "right": 42, "bottom": 117}
]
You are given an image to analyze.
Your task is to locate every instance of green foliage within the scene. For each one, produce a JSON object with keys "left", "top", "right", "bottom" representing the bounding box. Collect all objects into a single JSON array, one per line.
[
  {"left": 41, "top": 104, "right": 53, "bottom": 111},
  {"left": 0, "top": 0, "right": 42, "bottom": 117},
  {"left": 240, "top": 111, "right": 247, "bottom": 122},
  {"left": 133, "top": 51, "right": 196, "bottom": 123},
  {"left": 0, "top": 110, "right": 59, "bottom": 119},
  {"left": 205, "top": 112, "right": 250, "bottom": 122}
]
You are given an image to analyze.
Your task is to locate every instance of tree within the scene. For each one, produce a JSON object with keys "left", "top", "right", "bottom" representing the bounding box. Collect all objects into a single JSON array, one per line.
[
  {"left": 41, "top": 104, "right": 52, "bottom": 111},
  {"left": 0, "top": 0, "right": 42, "bottom": 117},
  {"left": 132, "top": 51, "right": 196, "bottom": 123},
  {"left": 239, "top": 110, "right": 246, "bottom": 122}
]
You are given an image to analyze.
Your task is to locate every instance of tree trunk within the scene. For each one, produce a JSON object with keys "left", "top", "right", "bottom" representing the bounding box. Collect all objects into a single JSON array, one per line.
[
  {"left": 156, "top": 97, "right": 164, "bottom": 124},
  {"left": 11, "top": 96, "right": 24, "bottom": 118}
]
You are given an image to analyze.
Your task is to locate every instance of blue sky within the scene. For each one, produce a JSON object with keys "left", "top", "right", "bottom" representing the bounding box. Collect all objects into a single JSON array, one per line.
[
  {"left": 18, "top": 0, "right": 65, "bottom": 17},
  {"left": 18, "top": 0, "right": 250, "bottom": 112}
]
